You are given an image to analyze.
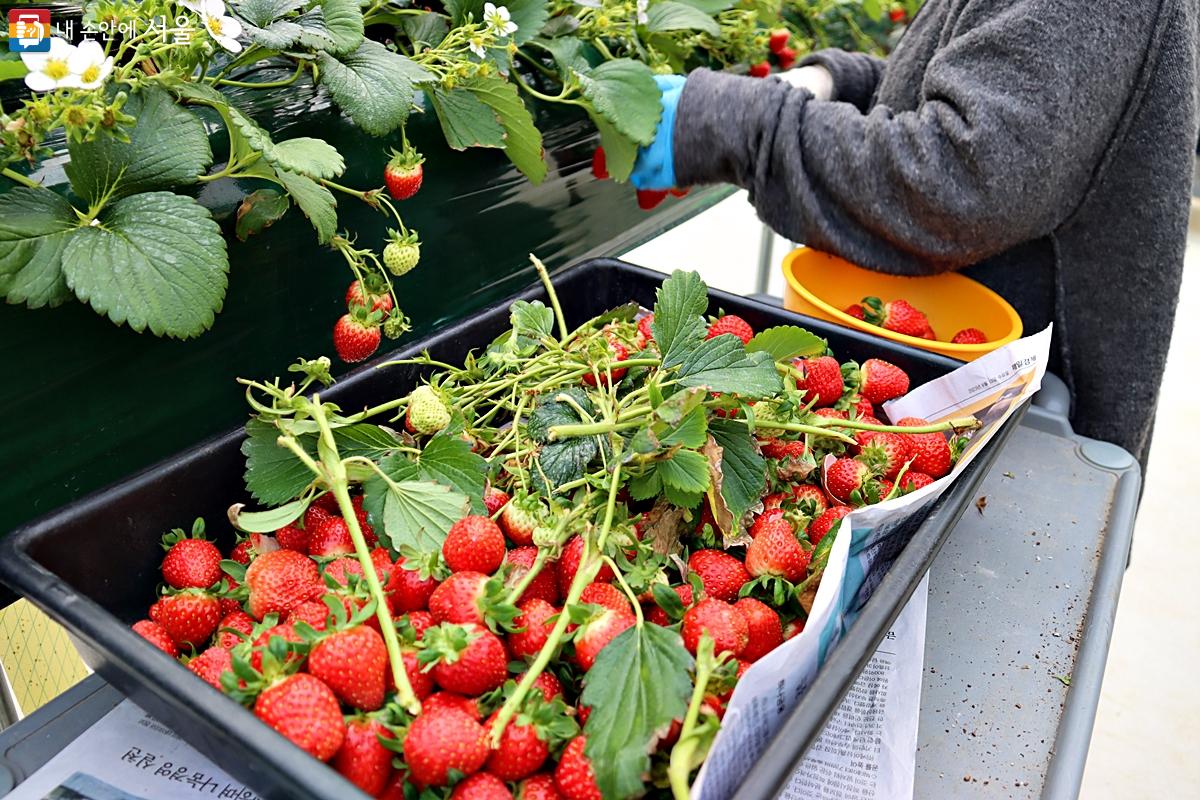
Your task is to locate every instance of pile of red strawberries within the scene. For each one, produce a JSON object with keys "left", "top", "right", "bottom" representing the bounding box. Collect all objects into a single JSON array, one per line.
[{"left": 130, "top": 311, "right": 960, "bottom": 800}]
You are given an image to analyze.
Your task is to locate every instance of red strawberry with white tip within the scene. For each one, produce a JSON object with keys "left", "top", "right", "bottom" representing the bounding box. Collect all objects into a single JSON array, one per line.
[
  {"left": 346, "top": 279, "right": 395, "bottom": 314},
  {"left": 500, "top": 495, "right": 540, "bottom": 546},
  {"left": 793, "top": 356, "right": 844, "bottom": 407},
  {"left": 404, "top": 707, "right": 489, "bottom": 786},
  {"left": 687, "top": 549, "right": 750, "bottom": 602},
  {"left": 682, "top": 598, "right": 748, "bottom": 657},
  {"left": 484, "top": 487, "right": 511, "bottom": 516}
]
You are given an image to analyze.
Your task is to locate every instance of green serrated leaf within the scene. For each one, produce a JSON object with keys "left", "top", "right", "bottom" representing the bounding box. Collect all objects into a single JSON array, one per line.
[
  {"left": 582, "top": 624, "right": 694, "bottom": 799},
  {"left": 676, "top": 338, "right": 782, "bottom": 397},
  {"left": 275, "top": 168, "right": 338, "bottom": 244},
  {"left": 430, "top": 85, "right": 506, "bottom": 150},
  {"left": 587, "top": 111, "right": 638, "bottom": 183},
  {"left": 293, "top": 7, "right": 338, "bottom": 48},
  {"left": 745, "top": 325, "right": 827, "bottom": 361},
  {"left": 644, "top": 0, "right": 720, "bottom": 34},
  {"left": 532, "top": 438, "right": 596, "bottom": 492},
  {"left": 709, "top": 418, "right": 767, "bottom": 523},
  {"left": 533, "top": 36, "right": 592, "bottom": 75},
  {"left": 242, "top": 418, "right": 317, "bottom": 505},
  {"left": 245, "top": 18, "right": 304, "bottom": 48},
  {"left": 504, "top": 0, "right": 549, "bottom": 44},
  {"left": 235, "top": 189, "right": 290, "bottom": 241},
  {"left": 676, "top": 0, "right": 735, "bottom": 13},
  {"left": 402, "top": 11, "right": 450, "bottom": 49},
  {"left": 465, "top": 76, "right": 547, "bottom": 183},
  {"left": 61, "top": 192, "right": 227, "bottom": 339},
  {"left": 577, "top": 59, "right": 661, "bottom": 146},
  {"left": 654, "top": 387, "right": 705, "bottom": 425},
  {"left": 264, "top": 137, "right": 345, "bottom": 179},
  {"left": 652, "top": 270, "right": 709, "bottom": 367},
  {"left": 315, "top": 0, "right": 364, "bottom": 52},
  {"left": 656, "top": 449, "right": 710, "bottom": 495},
  {"left": 66, "top": 87, "right": 212, "bottom": 205},
  {"left": 233, "top": 0, "right": 304, "bottom": 27},
  {"left": 230, "top": 496, "right": 310, "bottom": 533},
  {"left": 317, "top": 40, "right": 432, "bottom": 136},
  {"left": 407, "top": 433, "right": 488, "bottom": 513},
  {"left": 362, "top": 478, "right": 471, "bottom": 553},
  {"left": 510, "top": 299, "right": 555, "bottom": 339},
  {"left": 659, "top": 407, "right": 707, "bottom": 448},
  {"left": 0, "top": 187, "right": 77, "bottom": 309}
]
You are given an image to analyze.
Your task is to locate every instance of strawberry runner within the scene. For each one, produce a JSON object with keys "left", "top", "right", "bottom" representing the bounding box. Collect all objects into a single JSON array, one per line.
[{"left": 692, "top": 327, "right": 1052, "bottom": 800}]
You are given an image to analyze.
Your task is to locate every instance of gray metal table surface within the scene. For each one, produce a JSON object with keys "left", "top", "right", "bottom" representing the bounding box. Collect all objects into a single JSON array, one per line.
[{"left": 0, "top": 402, "right": 1139, "bottom": 799}]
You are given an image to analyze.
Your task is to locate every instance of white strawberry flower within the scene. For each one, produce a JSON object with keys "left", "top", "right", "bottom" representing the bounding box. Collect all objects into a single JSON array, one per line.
[
  {"left": 484, "top": 3, "right": 517, "bottom": 37},
  {"left": 183, "top": 0, "right": 244, "bottom": 52},
  {"left": 68, "top": 39, "right": 114, "bottom": 90},
  {"left": 21, "top": 37, "right": 79, "bottom": 92},
  {"left": 468, "top": 35, "right": 488, "bottom": 58},
  {"left": 636, "top": 0, "right": 649, "bottom": 24}
]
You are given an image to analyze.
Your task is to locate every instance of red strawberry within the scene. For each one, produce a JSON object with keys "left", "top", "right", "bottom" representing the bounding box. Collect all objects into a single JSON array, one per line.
[
  {"left": 346, "top": 279, "right": 394, "bottom": 314},
  {"left": 334, "top": 717, "right": 395, "bottom": 796},
  {"left": 824, "top": 457, "right": 874, "bottom": 504},
  {"left": 387, "top": 559, "right": 441, "bottom": 614},
  {"left": 919, "top": 324, "right": 938, "bottom": 340},
  {"left": 809, "top": 505, "right": 851, "bottom": 546},
  {"left": 558, "top": 536, "right": 614, "bottom": 597},
  {"left": 748, "top": 61, "right": 770, "bottom": 78},
  {"left": 857, "top": 431, "right": 911, "bottom": 480},
  {"left": 404, "top": 708, "right": 489, "bottom": 786},
  {"left": 706, "top": 315, "right": 754, "bottom": 345},
  {"left": 579, "top": 582, "right": 631, "bottom": 614},
  {"left": 308, "top": 516, "right": 355, "bottom": 558},
  {"left": 745, "top": 518, "right": 809, "bottom": 582},
  {"left": 875, "top": 479, "right": 895, "bottom": 501},
  {"left": 254, "top": 673, "right": 346, "bottom": 761},
  {"left": 897, "top": 418, "right": 953, "bottom": 478},
  {"left": 274, "top": 523, "right": 309, "bottom": 554},
  {"left": 734, "top": 598, "right": 782, "bottom": 661},
  {"left": 216, "top": 609, "right": 255, "bottom": 649},
  {"left": 532, "top": 671, "right": 563, "bottom": 701},
  {"left": 859, "top": 359, "right": 910, "bottom": 405},
  {"left": 428, "top": 571, "right": 491, "bottom": 626},
  {"left": 500, "top": 499, "right": 539, "bottom": 546},
  {"left": 304, "top": 503, "right": 335, "bottom": 531},
  {"left": 423, "top": 623, "right": 508, "bottom": 696},
  {"left": 453, "top": 772, "right": 514, "bottom": 800},
  {"left": 813, "top": 407, "right": 848, "bottom": 420},
  {"left": 509, "top": 598, "right": 558, "bottom": 660},
  {"left": 423, "top": 691, "right": 483, "bottom": 720},
  {"left": 889, "top": 6, "right": 906, "bottom": 22},
  {"left": 230, "top": 532, "right": 278, "bottom": 566},
  {"left": 636, "top": 189, "right": 668, "bottom": 211},
  {"left": 793, "top": 356, "right": 844, "bottom": 407},
  {"left": 333, "top": 313, "right": 382, "bottom": 364},
  {"left": 862, "top": 297, "right": 929, "bottom": 337},
  {"left": 132, "top": 619, "right": 179, "bottom": 656},
  {"left": 245, "top": 549, "right": 322, "bottom": 621},
  {"left": 555, "top": 736, "right": 601, "bottom": 800},
  {"left": 519, "top": 773, "right": 564, "bottom": 800},
  {"left": 162, "top": 531, "right": 222, "bottom": 590},
  {"left": 444, "top": 515, "right": 507, "bottom": 574},
  {"left": 646, "top": 584, "right": 694, "bottom": 626},
  {"left": 400, "top": 647, "right": 435, "bottom": 700},
  {"left": 505, "top": 546, "right": 559, "bottom": 605},
  {"left": 487, "top": 710, "right": 549, "bottom": 781},
  {"left": 573, "top": 608, "right": 636, "bottom": 670},
  {"left": 687, "top": 549, "right": 750, "bottom": 602},
  {"left": 952, "top": 328, "right": 988, "bottom": 344},
  {"left": 768, "top": 29, "right": 790, "bottom": 53},
  {"left": 581, "top": 338, "right": 629, "bottom": 387},
  {"left": 308, "top": 625, "right": 388, "bottom": 711},
  {"left": 682, "top": 599, "right": 748, "bottom": 657},
  {"left": 217, "top": 576, "right": 243, "bottom": 616},
  {"left": 759, "top": 438, "right": 806, "bottom": 461},
  {"left": 853, "top": 396, "right": 874, "bottom": 419},
  {"left": 187, "top": 646, "right": 232, "bottom": 689},
  {"left": 156, "top": 591, "right": 222, "bottom": 648},
  {"left": 484, "top": 487, "right": 511, "bottom": 516},
  {"left": 249, "top": 621, "right": 304, "bottom": 671},
  {"left": 286, "top": 599, "right": 331, "bottom": 631},
  {"left": 384, "top": 146, "right": 424, "bottom": 201},
  {"left": 789, "top": 484, "right": 830, "bottom": 517},
  {"left": 899, "top": 471, "right": 935, "bottom": 492},
  {"left": 783, "top": 618, "right": 805, "bottom": 639},
  {"left": 406, "top": 609, "right": 436, "bottom": 640},
  {"left": 591, "top": 147, "right": 608, "bottom": 180},
  {"left": 844, "top": 303, "right": 866, "bottom": 320},
  {"left": 635, "top": 314, "right": 655, "bottom": 347}
]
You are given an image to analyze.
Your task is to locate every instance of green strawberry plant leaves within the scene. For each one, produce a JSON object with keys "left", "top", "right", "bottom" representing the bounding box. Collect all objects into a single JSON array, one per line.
[
  {"left": 0, "top": 188, "right": 77, "bottom": 309},
  {"left": 372, "top": 433, "right": 488, "bottom": 514},
  {"left": 651, "top": 270, "right": 710, "bottom": 367},
  {"left": 675, "top": 337, "right": 782, "bottom": 397},
  {"left": 317, "top": 41, "right": 433, "bottom": 136},
  {"left": 362, "top": 476, "right": 472, "bottom": 554},
  {"left": 581, "top": 624, "right": 695, "bottom": 799},
  {"left": 746, "top": 325, "right": 828, "bottom": 361},
  {"left": 645, "top": 1, "right": 722, "bottom": 35},
  {"left": 708, "top": 418, "right": 768, "bottom": 523}
]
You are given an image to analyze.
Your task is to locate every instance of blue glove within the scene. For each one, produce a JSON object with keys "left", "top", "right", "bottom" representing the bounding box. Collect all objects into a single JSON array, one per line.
[{"left": 629, "top": 74, "right": 686, "bottom": 191}]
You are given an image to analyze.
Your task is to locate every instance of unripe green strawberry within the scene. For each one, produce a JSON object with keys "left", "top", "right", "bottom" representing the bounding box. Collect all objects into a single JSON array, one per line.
[
  {"left": 405, "top": 384, "right": 451, "bottom": 435},
  {"left": 383, "top": 229, "right": 421, "bottom": 276}
]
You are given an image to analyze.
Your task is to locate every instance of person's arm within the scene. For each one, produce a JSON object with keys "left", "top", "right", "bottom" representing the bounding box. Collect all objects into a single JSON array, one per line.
[
  {"left": 796, "top": 49, "right": 885, "bottom": 111},
  {"left": 672, "top": 0, "right": 1167, "bottom": 275}
]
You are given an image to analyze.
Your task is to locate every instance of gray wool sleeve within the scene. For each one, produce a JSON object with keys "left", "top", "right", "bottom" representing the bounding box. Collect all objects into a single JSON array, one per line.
[
  {"left": 672, "top": 0, "right": 1166, "bottom": 275},
  {"left": 798, "top": 49, "right": 885, "bottom": 111}
]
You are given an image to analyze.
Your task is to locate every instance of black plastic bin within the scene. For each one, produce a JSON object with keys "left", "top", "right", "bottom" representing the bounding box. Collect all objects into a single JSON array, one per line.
[{"left": 0, "top": 258, "right": 1025, "bottom": 800}]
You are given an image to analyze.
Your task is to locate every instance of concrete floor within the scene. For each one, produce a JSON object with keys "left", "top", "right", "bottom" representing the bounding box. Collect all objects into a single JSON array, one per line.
[{"left": 624, "top": 192, "right": 1200, "bottom": 797}]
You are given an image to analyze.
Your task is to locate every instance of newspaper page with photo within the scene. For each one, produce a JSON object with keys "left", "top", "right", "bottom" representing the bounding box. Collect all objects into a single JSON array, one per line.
[{"left": 693, "top": 326, "right": 1052, "bottom": 800}]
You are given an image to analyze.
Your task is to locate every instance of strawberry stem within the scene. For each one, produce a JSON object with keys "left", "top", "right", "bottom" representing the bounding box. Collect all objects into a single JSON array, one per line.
[
  {"left": 668, "top": 638, "right": 718, "bottom": 800},
  {"left": 810, "top": 416, "right": 981, "bottom": 435},
  {"left": 530, "top": 254, "right": 569, "bottom": 343}
]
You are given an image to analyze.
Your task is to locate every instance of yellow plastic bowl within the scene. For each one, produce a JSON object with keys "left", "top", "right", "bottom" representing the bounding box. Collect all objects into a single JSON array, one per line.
[{"left": 782, "top": 247, "right": 1022, "bottom": 361}]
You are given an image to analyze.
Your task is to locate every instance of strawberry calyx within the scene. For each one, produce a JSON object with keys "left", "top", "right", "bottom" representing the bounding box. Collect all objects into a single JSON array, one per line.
[
  {"left": 160, "top": 516, "right": 209, "bottom": 551},
  {"left": 385, "top": 142, "right": 425, "bottom": 174},
  {"left": 416, "top": 621, "right": 480, "bottom": 669}
]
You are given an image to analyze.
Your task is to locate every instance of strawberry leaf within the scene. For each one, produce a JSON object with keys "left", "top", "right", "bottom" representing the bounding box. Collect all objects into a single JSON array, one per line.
[
  {"left": 675, "top": 337, "right": 782, "bottom": 397},
  {"left": 376, "top": 433, "right": 488, "bottom": 514},
  {"left": 317, "top": 41, "right": 432, "bottom": 136},
  {"left": 362, "top": 477, "right": 471, "bottom": 553},
  {"left": 0, "top": 186, "right": 77, "bottom": 309},
  {"left": 708, "top": 419, "right": 767, "bottom": 523},
  {"left": 228, "top": 496, "right": 310, "bottom": 533},
  {"left": 235, "top": 189, "right": 290, "bottom": 241},
  {"left": 313, "top": 0, "right": 364, "bottom": 53},
  {"left": 430, "top": 85, "right": 507, "bottom": 150},
  {"left": 745, "top": 325, "right": 827, "bottom": 361},
  {"left": 510, "top": 299, "right": 555, "bottom": 339},
  {"left": 644, "top": 1, "right": 720, "bottom": 35},
  {"left": 466, "top": 76, "right": 548, "bottom": 184},
  {"left": 581, "top": 624, "right": 694, "bottom": 799},
  {"left": 576, "top": 59, "right": 661, "bottom": 146},
  {"left": 274, "top": 169, "right": 338, "bottom": 244},
  {"left": 651, "top": 270, "right": 709, "bottom": 367}
]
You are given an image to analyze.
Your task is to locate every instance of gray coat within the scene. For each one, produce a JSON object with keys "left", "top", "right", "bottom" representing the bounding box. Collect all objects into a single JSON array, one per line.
[{"left": 673, "top": 0, "right": 1199, "bottom": 470}]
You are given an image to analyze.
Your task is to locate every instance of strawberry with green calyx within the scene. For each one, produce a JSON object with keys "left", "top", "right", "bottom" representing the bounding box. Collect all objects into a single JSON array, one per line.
[
  {"left": 899, "top": 471, "right": 935, "bottom": 493},
  {"left": 216, "top": 609, "right": 256, "bottom": 649},
  {"left": 856, "top": 431, "right": 911, "bottom": 480},
  {"left": 383, "top": 141, "right": 425, "bottom": 201},
  {"left": 897, "top": 417, "right": 954, "bottom": 477},
  {"left": 823, "top": 456, "right": 892, "bottom": 506},
  {"left": 571, "top": 603, "right": 636, "bottom": 671},
  {"left": 306, "top": 621, "right": 390, "bottom": 711},
  {"left": 387, "top": 550, "right": 445, "bottom": 614},
  {"left": 161, "top": 518, "right": 222, "bottom": 590},
  {"left": 405, "top": 384, "right": 452, "bottom": 435},
  {"left": 419, "top": 621, "right": 508, "bottom": 696},
  {"left": 734, "top": 598, "right": 783, "bottom": 662},
  {"left": 346, "top": 278, "right": 394, "bottom": 315},
  {"left": 500, "top": 490, "right": 542, "bottom": 546},
  {"left": 861, "top": 297, "right": 930, "bottom": 337},
  {"left": 382, "top": 227, "right": 421, "bottom": 276},
  {"left": 808, "top": 505, "right": 851, "bottom": 547},
  {"left": 333, "top": 305, "right": 383, "bottom": 364},
  {"left": 768, "top": 29, "right": 790, "bottom": 53},
  {"left": 792, "top": 355, "right": 844, "bottom": 407},
  {"left": 382, "top": 308, "right": 412, "bottom": 340},
  {"left": 789, "top": 483, "right": 830, "bottom": 518},
  {"left": 254, "top": 673, "right": 347, "bottom": 762},
  {"left": 428, "top": 570, "right": 522, "bottom": 632},
  {"left": 486, "top": 690, "right": 580, "bottom": 781},
  {"left": 155, "top": 588, "right": 223, "bottom": 648},
  {"left": 404, "top": 706, "right": 490, "bottom": 786},
  {"left": 745, "top": 516, "right": 810, "bottom": 588},
  {"left": 333, "top": 715, "right": 396, "bottom": 796},
  {"left": 646, "top": 583, "right": 694, "bottom": 626},
  {"left": 686, "top": 549, "right": 750, "bottom": 602}
]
